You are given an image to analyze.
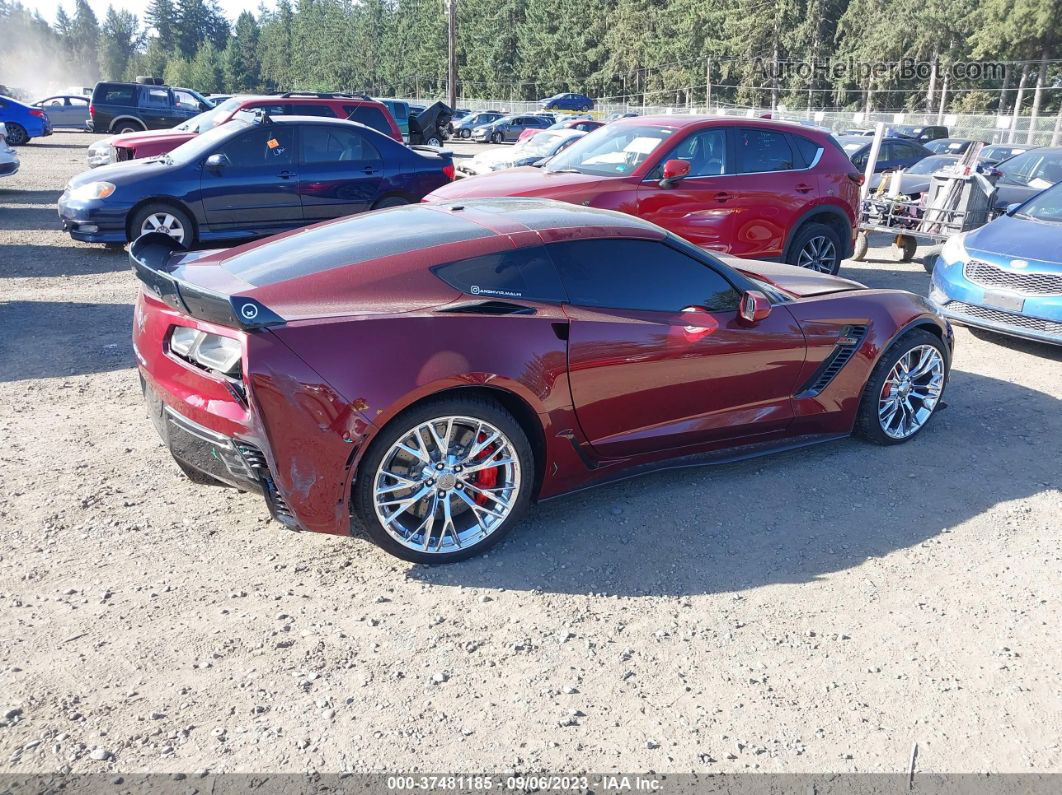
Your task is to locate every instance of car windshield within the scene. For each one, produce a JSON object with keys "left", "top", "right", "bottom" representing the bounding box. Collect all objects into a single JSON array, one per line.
[
  {"left": 175, "top": 98, "right": 241, "bottom": 133},
  {"left": 907, "top": 155, "right": 957, "bottom": 175},
  {"left": 980, "top": 145, "right": 1029, "bottom": 162},
  {"left": 997, "top": 150, "right": 1062, "bottom": 189},
  {"left": 519, "top": 131, "right": 572, "bottom": 156},
  {"left": 1013, "top": 182, "right": 1062, "bottom": 223},
  {"left": 167, "top": 119, "right": 251, "bottom": 163},
  {"left": 544, "top": 124, "right": 675, "bottom": 176}
]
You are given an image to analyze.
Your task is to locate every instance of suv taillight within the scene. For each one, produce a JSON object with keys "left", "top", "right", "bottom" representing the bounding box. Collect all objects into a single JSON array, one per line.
[
  {"left": 443, "top": 163, "right": 455, "bottom": 181},
  {"left": 89, "top": 104, "right": 95, "bottom": 116}
]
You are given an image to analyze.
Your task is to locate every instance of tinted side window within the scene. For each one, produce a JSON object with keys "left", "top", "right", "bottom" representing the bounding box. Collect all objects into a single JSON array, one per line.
[
  {"left": 735, "top": 128, "right": 797, "bottom": 173},
  {"left": 434, "top": 247, "right": 566, "bottom": 303},
  {"left": 245, "top": 102, "right": 290, "bottom": 116},
  {"left": 301, "top": 126, "right": 380, "bottom": 164},
  {"left": 344, "top": 105, "right": 391, "bottom": 135},
  {"left": 141, "top": 88, "right": 171, "bottom": 108},
  {"left": 548, "top": 239, "right": 740, "bottom": 313},
  {"left": 654, "top": 128, "right": 727, "bottom": 177},
  {"left": 792, "top": 135, "right": 822, "bottom": 167},
  {"left": 294, "top": 104, "right": 337, "bottom": 118},
  {"left": 216, "top": 126, "right": 294, "bottom": 167},
  {"left": 99, "top": 85, "right": 135, "bottom": 105}
]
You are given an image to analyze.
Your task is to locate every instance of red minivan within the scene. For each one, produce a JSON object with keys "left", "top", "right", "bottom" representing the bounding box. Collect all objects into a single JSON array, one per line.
[{"left": 425, "top": 116, "right": 861, "bottom": 274}]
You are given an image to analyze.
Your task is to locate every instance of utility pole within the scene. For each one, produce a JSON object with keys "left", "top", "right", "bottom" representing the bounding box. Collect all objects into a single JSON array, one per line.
[{"left": 446, "top": 0, "right": 458, "bottom": 109}]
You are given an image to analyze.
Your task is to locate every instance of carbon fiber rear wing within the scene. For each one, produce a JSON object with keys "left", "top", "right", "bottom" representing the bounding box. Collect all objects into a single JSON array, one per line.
[{"left": 129, "top": 233, "right": 283, "bottom": 330}]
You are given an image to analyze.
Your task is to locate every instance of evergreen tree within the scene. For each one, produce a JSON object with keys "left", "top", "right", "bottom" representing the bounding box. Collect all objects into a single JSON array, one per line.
[
  {"left": 99, "top": 6, "right": 143, "bottom": 80},
  {"left": 190, "top": 40, "right": 224, "bottom": 91},
  {"left": 146, "top": 0, "right": 178, "bottom": 52},
  {"left": 224, "top": 11, "right": 261, "bottom": 92},
  {"left": 70, "top": 0, "right": 101, "bottom": 81}
]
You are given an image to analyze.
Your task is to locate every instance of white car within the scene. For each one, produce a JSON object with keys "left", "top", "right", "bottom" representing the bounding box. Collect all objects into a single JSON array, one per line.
[
  {"left": 0, "top": 123, "right": 20, "bottom": 177},
  {"left": 457, "top": 129, "right": 585, "bottom": 177}
]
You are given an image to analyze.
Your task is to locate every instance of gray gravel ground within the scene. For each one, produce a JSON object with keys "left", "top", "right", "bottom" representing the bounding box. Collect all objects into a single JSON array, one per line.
[{"left": 1, "top": 131, "right": 1060, "bottom": 774}]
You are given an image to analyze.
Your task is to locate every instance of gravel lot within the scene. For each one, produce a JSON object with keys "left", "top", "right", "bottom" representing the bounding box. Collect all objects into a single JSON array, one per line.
[{"left": 1, "top": 131, "right": 1060, "bottom": 775}]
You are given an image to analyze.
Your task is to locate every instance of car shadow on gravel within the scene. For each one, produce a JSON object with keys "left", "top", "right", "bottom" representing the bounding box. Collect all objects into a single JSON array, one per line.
[
  {"left": 406, "top": 368, "right": 1060, "bottom": 596},
  {"left": 0, "top": 188, "right": 63, "bottom": 204},
  {"left": 0, "top": 300, "right": 132, "bottom": 382},
  {"left": 0, "top": 244, "right": 127, "bottom": 277},
  {"left": 842, "top": 261, "right": 932, "bottom": 295},
  {"left": 0, "top": 205, "right": 67, "bottom": 230}
]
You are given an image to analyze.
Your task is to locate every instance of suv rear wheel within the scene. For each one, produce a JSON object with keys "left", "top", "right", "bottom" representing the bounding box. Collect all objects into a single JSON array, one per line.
[
  {"left": 788, "top": 222, "right": 842, "bottom": 275},
  {"left": 114, "top": 121, "right": 144, "bottom": 134}
]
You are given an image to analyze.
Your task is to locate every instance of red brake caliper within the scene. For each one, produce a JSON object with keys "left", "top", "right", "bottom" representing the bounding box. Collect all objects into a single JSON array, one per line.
[{"left": 471, "top": 432, "right": 500, "bottom": 506}]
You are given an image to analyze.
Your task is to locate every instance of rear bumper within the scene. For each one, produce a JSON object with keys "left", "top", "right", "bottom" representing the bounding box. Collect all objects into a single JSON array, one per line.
[{"left": 140, "top": 372, "right": 300, "bottom": 528}]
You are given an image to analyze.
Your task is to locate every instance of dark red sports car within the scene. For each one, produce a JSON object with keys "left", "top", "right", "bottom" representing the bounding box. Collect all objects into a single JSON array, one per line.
[{"left": 132, "top": 199, "right": 953, "bottom": 562}]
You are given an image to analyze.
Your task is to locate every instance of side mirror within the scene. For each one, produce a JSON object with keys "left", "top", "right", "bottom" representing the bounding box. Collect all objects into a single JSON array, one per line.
[
  {"left": 1005, "top": 202, "right": 1021, "bottom": 215},
  {"left": 660, "top": 159, "right": 691, "bottom": 188},
  {"left": 738, "top": 290, "right": 772, "bottom": 324},
  {"left": 204, "top": 153, "right": 229, "bottom": 171}
]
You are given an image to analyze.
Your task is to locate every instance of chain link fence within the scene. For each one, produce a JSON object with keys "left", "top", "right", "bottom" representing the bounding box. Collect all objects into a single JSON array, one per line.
[{"left": 401, "top": 95, "right": 1062, "bottom": 146}]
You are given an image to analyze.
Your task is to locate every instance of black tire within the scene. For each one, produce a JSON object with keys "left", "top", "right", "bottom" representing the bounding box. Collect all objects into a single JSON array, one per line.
[
  {"left": 491, "top": 131, "right": 504, "bottom": 144},
  {"left": 426, "top": 135, "right": 442, "bottom": 147},
  {"left": 114, "top": 121, "right": 144, "bottom": 135},
  {"left": 4, "top": 123, "right": 28, "bottom": 146},
  {"left": 372, "top": 196, "right": 408, "bottom": 210},
  {"left": 129, "top": 203, "right": 195, "bottom": 246},
  {"left": 852, "top": 231, "right": 869, "bottom": 262},
  {"left": 787, "top": 222, "right": 843, "bottom": 275},
  {"left": 854, "top": 329, "right": 948, "bottom": 446},
  {"left": 890, "top": 235, "right": 918, "bottom": 262},
  {"left": 921, "top": 253, "right": 938, "bottom": 273},
  {"left": 460, "top": 128, "right": 471, "bottom": 139},
  {"left": 352, "top": 395, "right": 535, "bottom": 563}
]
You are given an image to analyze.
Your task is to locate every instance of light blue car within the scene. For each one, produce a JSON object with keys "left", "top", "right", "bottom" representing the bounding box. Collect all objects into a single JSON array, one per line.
[{"left": 930, "top": 181, "right": 1062, "bottom": 345}]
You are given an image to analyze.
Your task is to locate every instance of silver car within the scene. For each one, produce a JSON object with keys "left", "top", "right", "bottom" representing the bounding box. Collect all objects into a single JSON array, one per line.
[
  {"left": 34, "top": 95, "right": 91, "bottom": 129},
  {"left": 0, "top": 123, "right": 20, "bottom": 177}
]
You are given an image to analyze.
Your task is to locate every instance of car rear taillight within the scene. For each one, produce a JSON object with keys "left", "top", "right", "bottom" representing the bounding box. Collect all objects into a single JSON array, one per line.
[
  {"left": 848, "top": 173, "right": 865, "bottom": 185},
  {"left": 29, "top": 109, "right": 45, "bottom": 119},
  {"left": 89, "top": 104, "right": 95, "bottom": 116},
  {"left": 443, "top": 163, "right": 455, "bottom": 181}
]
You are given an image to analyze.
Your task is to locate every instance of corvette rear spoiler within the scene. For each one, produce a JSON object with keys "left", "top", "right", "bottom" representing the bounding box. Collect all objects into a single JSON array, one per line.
[{"left": 129, "top": 232, "right": 283, "bottom": 330}]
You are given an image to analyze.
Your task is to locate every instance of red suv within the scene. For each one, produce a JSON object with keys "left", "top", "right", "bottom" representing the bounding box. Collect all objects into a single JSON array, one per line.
[
  {"left": 95, "top": 93, "right": 401, "bottom": 165},
  {"left": 425, "top": 116, "right": 861, "bottom": 274}
]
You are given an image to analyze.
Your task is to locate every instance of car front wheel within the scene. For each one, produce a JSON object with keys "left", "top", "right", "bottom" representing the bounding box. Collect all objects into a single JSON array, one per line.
[
  {"left": 130, "top": 203, "right": 194, "bottom": 246},
  {"left": 353, "top": 396, "right": 534, "bottom": 563},
  {"left": 855, "top": 329, "right": 948, "bottom": 445},
  {"left": 491, "top": 132, "right": 504, "bottom": 144}
]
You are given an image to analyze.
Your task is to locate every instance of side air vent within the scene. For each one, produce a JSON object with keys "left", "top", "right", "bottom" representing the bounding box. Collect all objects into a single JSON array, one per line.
[
  {"left": 439, "top": 300, "right": 536, "bottom": 316},
  {"left": 796, "top": 325, "right": 868, "bottom": 398}
]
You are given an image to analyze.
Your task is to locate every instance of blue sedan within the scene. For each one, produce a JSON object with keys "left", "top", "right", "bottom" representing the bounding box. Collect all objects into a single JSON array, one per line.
[
  {"left": 538, "top": 93, "right": 594, "bottom": 112},
  {"left": 57, "top": 112, "right": 455, "bottom": 246},
  {"left": 0, "top": 94, "right": 52, "bottom": 145},
  {"left": 930, "top": 181, "right": 1062, "bottom": 346}
]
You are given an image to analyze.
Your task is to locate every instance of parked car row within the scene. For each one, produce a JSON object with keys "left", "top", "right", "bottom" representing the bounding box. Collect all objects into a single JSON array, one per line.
[{"left": 60, "top": 107, "right": 455, "bottom": 246}]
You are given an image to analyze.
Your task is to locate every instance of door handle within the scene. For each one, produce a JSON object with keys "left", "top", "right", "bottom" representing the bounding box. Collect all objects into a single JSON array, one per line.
[
  {"left": 277, "top": 170, "right": 294, "bottom": 179},
  {"left": 714, "top": 192, "right": 732, "bottom": 202},
  {"left": 795, "top": 183, "right": 814, "bottom": 193},
  {"left": 362, "top": 166, "right": 378, "bottom": 175}
]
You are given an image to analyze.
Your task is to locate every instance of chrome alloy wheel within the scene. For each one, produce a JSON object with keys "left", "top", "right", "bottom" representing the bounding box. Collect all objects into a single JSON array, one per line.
[
  {"left": 878, "top": 344, "right": 945, "bottom": 439},
  {"left": 372, "top": 416, "right": 522, "bottom": 554},
  {"left": 140, "top": 212, "right": 186, "bottom": 244},
  {"left": 796, "top": 235, "right": 838, "bottom": 273}
]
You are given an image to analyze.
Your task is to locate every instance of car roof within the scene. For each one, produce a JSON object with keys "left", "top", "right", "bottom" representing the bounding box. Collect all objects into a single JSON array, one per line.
[
  {"left": 202, "top": 198, "right": 667, "bottom": 290},
  {"left": 610, "top": 113, "right": 829, "bottom": 136}
]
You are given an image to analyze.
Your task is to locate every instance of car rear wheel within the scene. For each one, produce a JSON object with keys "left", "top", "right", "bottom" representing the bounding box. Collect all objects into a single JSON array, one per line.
[
  {"left": 4, "top": 123, "right": 28, "bottom": 146},
  {"left": 114, "top": 122, "right": 144, "bottom": 134},
  {"left": 789, "top": 222, "right": 842, "bottom": 275},
  {"left": 855, "top": 329, "right": 947, "bottom": 445},
  {"left": 353, "top": 396, "right": 534, "bottom": 563},
  {"left": 131, "top": 203, "right": 193, "bottom": 246}
]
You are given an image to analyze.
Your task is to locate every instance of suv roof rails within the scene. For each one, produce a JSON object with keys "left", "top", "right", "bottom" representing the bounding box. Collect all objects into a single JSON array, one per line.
[{"left": 273, "top": 91, "right": 374, "bottom": 101}]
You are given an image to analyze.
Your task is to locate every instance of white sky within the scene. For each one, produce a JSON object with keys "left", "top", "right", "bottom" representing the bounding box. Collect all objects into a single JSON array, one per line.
[{"left": 19, "top": 0, "right": 268, "bottom": 26}]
